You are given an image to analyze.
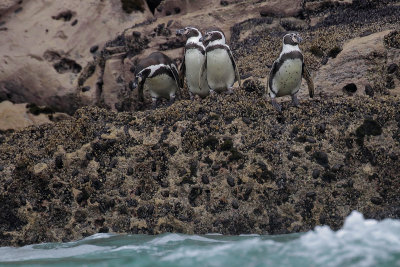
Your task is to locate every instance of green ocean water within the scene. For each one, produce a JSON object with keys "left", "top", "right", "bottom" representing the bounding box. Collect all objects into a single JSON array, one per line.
[{"left": 1, "top": 211, "right": 400, "bottom": 267}]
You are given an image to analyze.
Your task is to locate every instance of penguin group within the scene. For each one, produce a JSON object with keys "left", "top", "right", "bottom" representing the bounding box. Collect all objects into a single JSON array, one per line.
[{"left": 131, "top": 27, "right": 314, "bottom": 112}]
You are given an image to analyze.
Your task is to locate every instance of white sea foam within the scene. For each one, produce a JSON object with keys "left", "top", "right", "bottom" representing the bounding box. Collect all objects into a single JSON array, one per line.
[
  {"left": 82, "top": 233, "right": 116, "bottom": 240},
  {"left": 148, "top": 233, "right": 222, "bottom": 245},
  {"left": 0, "top": 244, "right": 110, "bottom": 262},
  {"left": 1, "top": 211, "right": 400, "bottom": 267},
  {"left": 295, "top": 211, "right": 400, "bottom": 267}
]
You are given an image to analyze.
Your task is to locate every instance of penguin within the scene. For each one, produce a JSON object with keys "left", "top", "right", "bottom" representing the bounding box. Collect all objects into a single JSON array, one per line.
[
  {"left": 267, "top": 32, "right": 314, "bottom": 112},
  {"left": 132, "top": 52, "right": 182, "bottom": 108},
  {"left": 200, "top": 28, "right": 241, "bottom": 93},
  {"left": 176, "top": 27, "right": 210, "bottom": 99}
]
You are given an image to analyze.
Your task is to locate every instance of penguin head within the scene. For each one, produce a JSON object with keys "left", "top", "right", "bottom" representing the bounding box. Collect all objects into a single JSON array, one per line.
[
  {"left": 201, "top": 29, "right": 226, "bottom": 46},
  {"left": 176, "top": 27, "right": 202, "bottom": 39},
  {"left": 283, "top": 33, "right": 303, "bottom": 46},
  {"left": 132, "top": 68, "right": 151, "bottom": 89}
]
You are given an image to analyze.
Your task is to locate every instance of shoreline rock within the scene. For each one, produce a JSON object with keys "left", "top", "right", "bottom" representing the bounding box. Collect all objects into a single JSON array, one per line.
[{"left": 1, "top": 93, "right": 399, "bottom": 246}]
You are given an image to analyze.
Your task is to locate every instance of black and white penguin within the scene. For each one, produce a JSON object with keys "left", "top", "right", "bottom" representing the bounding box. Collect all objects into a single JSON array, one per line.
[
  {"left": 132, "top": 52, "right": 182, "bottom": 107},
  {"left": 200, "top": 28, "right": 241, "bottom": 93},
  {"left": 268, "top": 32, "right": 314, "bottom": 112},
  {"left": 176, "top": 27, "right": 210, "bottom": 99}
]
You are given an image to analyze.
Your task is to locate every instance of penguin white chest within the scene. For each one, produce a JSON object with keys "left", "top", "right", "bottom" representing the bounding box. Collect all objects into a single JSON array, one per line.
[
  {"left": 273, "top": 59, "right": 303, "bottom": 97},
  {"left": 185, "top": 49, "right": 208, "bottom": 96},
  {"left": 206, "top": 49, "right": 235, "bottom": 92},
  {"left": 144, "top": 74, "right": 177, "bottom": 99}
]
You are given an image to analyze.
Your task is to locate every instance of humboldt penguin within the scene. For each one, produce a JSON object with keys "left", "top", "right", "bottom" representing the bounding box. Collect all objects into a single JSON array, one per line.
[
  {"left": 132, "top": 52, "right": 182, "bottom": 107},
  {"left": 200, "top": 28, "right": 241, "bottom": 93},
  {"left": 176, "top": 27, "right": 210, "bottom": 99},
  {"left": 268, "top": 32, "right": 314, "bottom": 112}
]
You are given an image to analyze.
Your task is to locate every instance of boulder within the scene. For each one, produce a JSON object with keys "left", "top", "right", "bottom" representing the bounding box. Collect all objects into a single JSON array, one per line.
[
  {"left": 0, "top": 0, "right": 153, "bottom": 113},
  {"left": 0, "top": 101, "right": 51, "bottom": 131},
  {"left": 313, "top": 30, "right": 400, "bottom": 97}
]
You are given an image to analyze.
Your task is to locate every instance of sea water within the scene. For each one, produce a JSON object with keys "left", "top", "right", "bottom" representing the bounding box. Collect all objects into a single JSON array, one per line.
[{"left": 1, "top": 211, "right": 400, "bottom": 267}]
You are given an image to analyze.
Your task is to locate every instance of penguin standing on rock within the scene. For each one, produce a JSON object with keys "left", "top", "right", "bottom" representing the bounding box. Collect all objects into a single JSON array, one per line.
[
  {"left": 200, "top": 28, "right": 241, "bottom": 94},
  {"left": 132, "top": 52, "right": 182, "bottom": 108},
  {"left": 268, "top": 32, "right": 314, "bottom": 112},
  {"left": 176, "top": 27, "right": 210, "bottom": 99}
]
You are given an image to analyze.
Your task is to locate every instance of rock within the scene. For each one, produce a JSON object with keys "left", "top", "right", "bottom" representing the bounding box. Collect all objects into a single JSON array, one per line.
[
  {"left": 232, "top": 200, "right": 239, "bottom": 209},
  {"left": 387, "top": 63, "right": 398, "bottom": 74},
  {"left": 0, "top": 0, "right": 153, "bottom": 113},
  {"left": 259, "top": 0, "right": 303, "bottom": 17},
  {"left": 227, "top": 176, "right": 235, "bottom": 187},
  {"left": 0, "top": 0, "right": 400, "bottom": 248},
  {"left": 365, "top": 84, "right": 374, "bottom": 97},
  {"left": 90, "top": 45, "right": 99, "bottom": 53},
  {"left": 201, "top": 175, "right": 210, "bottom": 184},
  {"left": 343, "top": 83, "right": 357, "bottom": 95},
  {"left": 0, "top": 0, "right": 20, "bottom": 16},
  {"left": 356, "top": 119, "right": 382, "bottom": 138},
  {"left": 313, "top": 31, "right": 400, "bottom": 98},
  {"left": 312, "top": 152, "right": 329, "bottom": 167},
  {"left": 0, "top": 101, "right": 52, "bottom": 131},
  {"left": 312, "top": 169, "right": 321, "bottom": 179}
]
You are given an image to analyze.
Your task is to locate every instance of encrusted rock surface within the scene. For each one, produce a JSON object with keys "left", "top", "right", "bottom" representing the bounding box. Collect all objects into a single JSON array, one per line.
[
  {"left": 1, "top": 92, "right": 400, "bottom": 246},
  {"left": 1, "top": 0, "right": 400, "bottom": 247}
]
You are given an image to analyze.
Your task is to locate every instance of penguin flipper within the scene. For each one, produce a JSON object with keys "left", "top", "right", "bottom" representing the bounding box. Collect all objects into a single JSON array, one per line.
[
  {"left": 171, "top": 63, "right": 182, "bottom": 89},
  {"left": 138, "top": 79, "right": 145, "bottom": 102},
  {"left": 179, "top": 51, "right": 186, "bottom": 88},
  {"left": 302, "top": 63, "right": 314, "bottom": 98},
  {"left": 199, "top": 55, "right": 207, "bottom": 88},
  {"left": 268, "top": 61, "right": 278, "bottom": 96},
  {"left": 227, "top": 48, "right": 241, "bottom": 87}
]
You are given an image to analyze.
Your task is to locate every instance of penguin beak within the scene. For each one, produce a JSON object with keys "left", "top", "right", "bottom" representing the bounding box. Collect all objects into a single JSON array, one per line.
[
  {"left": 130, "top": 79, "right": 138, "bottom": 90},
  {"left": 176, "top": 29, "right": 185, "bottom": 36},
  {"left": 201, "top": 34, "right": 211, "bottom": 44},
  {"left": 296, "top": 35, "right": 303, "bottom": 43},
  {"left": 130, "top": 75, "right": 141, "bottom": 90}
]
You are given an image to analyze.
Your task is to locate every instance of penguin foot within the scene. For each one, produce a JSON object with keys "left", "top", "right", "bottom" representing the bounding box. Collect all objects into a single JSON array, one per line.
[
  {"left": 151, "top": 97, "right": 158, "bottom": 109},
  {"left": 168, "top": 95, "right": 176, "bottom": 106},
  {"left": 189, "top": 92, "right": 195, "bottom": 101},
  {"left": 291, "top": 95, "right": 300, "bottom": 107},
  {"left": 226, "top": 87, "right": 234, "bottom": 95},
  {"left": 271, "top": 99, "right": 282, "bottom": 113}
]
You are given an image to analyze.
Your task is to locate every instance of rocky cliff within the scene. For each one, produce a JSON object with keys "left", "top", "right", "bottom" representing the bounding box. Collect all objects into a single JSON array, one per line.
[{"left": 0, "top": 0, "right": 400, "bottom": 246}]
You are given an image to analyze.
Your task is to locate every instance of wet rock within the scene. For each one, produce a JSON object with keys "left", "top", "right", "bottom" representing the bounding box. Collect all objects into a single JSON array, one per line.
[
  {"left": 188, "top": 187, "right": 202, "bottom": 207},
  {"left": 137, "top": 205, "right": 154, "bottom": 219},
  {"left": 201, "top": 175, "right": 209, "bottom": 184},
  {"left": 90, "top": 45, "right": 99, "bottom": 53},
  {"left": 331, "top": 164, "right": 342, "bottom": 172},
  {"left": 356, "top": 119, "right": 382, "bottom": 138},
  {"left": 242, "top": 79, "right": 265, "bottom": 96},
  {"left": 232, "top": 200, "right": 239, "bottom": 209},
  {"left": 227, "top": 176, "right": 235, "bottom": 187},
  {"left": 55, "top": 155, "right": 64, "bottom": 169},
  {"left": 327, "top": 46, "right": 342, "bottom": 58},
  {"left": 343, "top": 83, "right": 357, "bottom": 95},
  {"left": 365, "top": 84, "right": 374, "bottom": 97},
  {"left": 370, "top": 197, "right": 383, "bottom": 205},
  {"left": 312, "top": 152, "right": 329, "bottom": 167},
  {"left": 387, "top": 63, "right": 398, "bottom": 74},
  {"left": 220, "top": 1, "right": 229, "bottom": 6},
  {"left": 121, "top": 0, "right": 145, "bottom": 13}
]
